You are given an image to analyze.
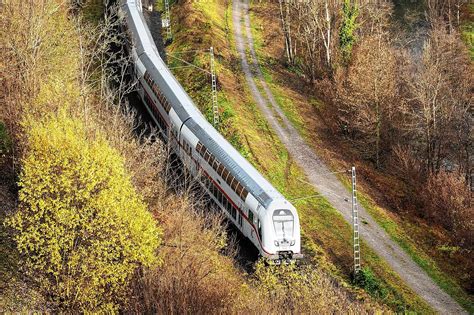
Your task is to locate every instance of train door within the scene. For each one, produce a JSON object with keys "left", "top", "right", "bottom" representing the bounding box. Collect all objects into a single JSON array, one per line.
[
  {"left": 248, "top": 205, "right": 260, "bottom": 247},
  {"left": 237, "top": 201, "right": 244, "bottom": 231},
  {"left": 169, "top": 122, "right": 179, "bottom": 154}
]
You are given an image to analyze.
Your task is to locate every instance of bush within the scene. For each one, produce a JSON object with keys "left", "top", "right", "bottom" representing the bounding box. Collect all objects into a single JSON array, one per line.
[
  {"left": 253, "top": 260, "right": 371, "bottom": 313},
  {"left": 421, "top": 171, "right": 473, "bottom": 247},
  {"left": 0, "top": 122, "right": 12, "bottom": 155},
  {"left": 126, "top": 191, "right": 244, "bottom": 314},
  {"left": 5, "top": 113, "right": 161, "bottom": 312},
  {"left": 354, "top": 267, "right": 388, "bottom": 300}
]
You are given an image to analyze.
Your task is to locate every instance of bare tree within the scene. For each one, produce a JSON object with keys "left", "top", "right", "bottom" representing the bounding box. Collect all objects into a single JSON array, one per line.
[
  {"left": 425, "top": 0, "right": 468, "bottom": 30},
  {"left": 278, "top": 0, "right": 296, "bottom": 66},
  {"left": 336, "top": 27, "right": 398, "bottom": 167},
  {"left": 404, "top": 21, "right": 472, "bottom": 174}
]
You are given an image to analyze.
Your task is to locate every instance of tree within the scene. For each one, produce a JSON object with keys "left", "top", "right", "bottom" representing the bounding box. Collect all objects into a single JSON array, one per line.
[
  {"left": 336, "top": 29, "right": 398, "bottom": 167},
  {"left": 297, "top": 0, "right": 340, "bottom": 77},
  {"left": 6, "top": 113, "right": 161, "bottom": 312},
  {"left": 339, "top": 0, "right": 359, "bottom": 63},
  {"left": 404, "top": 22, "right": 472, "bottom": 174},
  {"left": 278, "top": 0, "right": 297, "bottom": 66}
]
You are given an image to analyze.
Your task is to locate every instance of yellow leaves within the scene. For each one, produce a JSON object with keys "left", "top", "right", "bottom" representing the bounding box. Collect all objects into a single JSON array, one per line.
[{"left": 6, "top": 113, "right": 162, "bottom": 312}]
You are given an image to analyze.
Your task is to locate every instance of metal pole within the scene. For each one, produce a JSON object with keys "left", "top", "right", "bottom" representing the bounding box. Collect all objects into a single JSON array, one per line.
[
  {"left": 162, "top": 0, "right": 171, "bottom": 40},
  {"left": 210, "top": 47, "right": 219, "bottom": 128},
  {"left": 352, "top": 166, "right": 361, "bottom": 275}
]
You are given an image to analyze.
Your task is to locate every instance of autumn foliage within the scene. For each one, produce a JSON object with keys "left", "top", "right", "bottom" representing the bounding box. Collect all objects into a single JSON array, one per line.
[{"left": 5, "top": 113, "right": 161, "bottom": 312}]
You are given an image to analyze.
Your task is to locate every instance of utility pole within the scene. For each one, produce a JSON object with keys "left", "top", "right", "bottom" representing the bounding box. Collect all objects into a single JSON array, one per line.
[
  {"left": 351, "top": 166, "right": 361, "bottom": 276},
  {"left": 166, "top": 47, "right": 219, "bottom": 127},
  {"left": 161, "top": 0, "right": 171, "bottom": 41},
  {"left": 209, "top": 47, "right": 219, "bottom": 128}
]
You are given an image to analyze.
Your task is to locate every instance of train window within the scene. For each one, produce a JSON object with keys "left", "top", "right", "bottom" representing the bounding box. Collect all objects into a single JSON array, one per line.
[
  {"left": 198, "top": 146, "right": 204, "bottom": 156},
  {"left": 258, "top": 220, "right": 262, "bottom": 238},
  {"left": 217, "top": 164, "right": 225, "bottom": 176},
  {"left": 240, "top": 188, "right": 249, "bottom": 200},
  {"left": 226, "top": 200, "right": 232, "bottom": 213},
  {"left": 236, "top": 183, "right": 243, "bottom": 196},
  {"left": 208, "top": 154, "right": 214, "bottom": 165},
  {"left": 231, "top": 178, "right": 239, "bottom": 191},
  {"left": 248, "top": 211, "right": 254, "bottom": 224},
  {"left": 213, "top": 159, "right": 219, "bottom": 171},
  {"left": 238, "top": 214, "right": 243, "bottom": 226},
  {"left": 219, "top": 190, "right": 223, "bottom": 203},
  {"left": 222, "top": 169, "right": 229, "bottom": 182},
  {"left": 196, "top": 142, "right": 202, "bottom": 154},
  {"left": 226, "top": 175, "right": 233, "bottom": 186},
  {"left": 204, "top": 151, "right": 210, "bottom": 162},
  {"left": 164, "top": 100, "right": 171, "bottom": 112},
  {"left": 231, "top": 206, "right": 237, "bottom": 219}
]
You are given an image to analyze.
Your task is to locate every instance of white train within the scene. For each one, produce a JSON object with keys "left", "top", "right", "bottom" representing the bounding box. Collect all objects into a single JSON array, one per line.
[{"left": 120, "top": 0, "right": 302, "bottom": 262}]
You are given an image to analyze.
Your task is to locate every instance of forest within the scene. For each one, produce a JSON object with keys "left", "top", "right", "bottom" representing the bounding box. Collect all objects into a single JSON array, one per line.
[
  {"left": 0, "top": 0, "right": 472, "bottom": 313},
  {"left": 277, "top": 0, "right": 472, "bottom": 250}
]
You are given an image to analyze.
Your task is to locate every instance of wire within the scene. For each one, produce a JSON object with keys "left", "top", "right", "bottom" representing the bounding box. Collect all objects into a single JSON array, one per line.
[
  {"left": 289, "top": 194, "right": 324, "bottom": 202},
  {"left": 296, "top": 177, "right": 351, "bottom": 202},
  {"left": 170, "top": 49, "right": 210, "bottom": 54},
  {"left": 168, "top": 65, "right": 199, "bottom": 70},
  {"left": 167, "top": 54, "right": 211, "bottom": 75}
]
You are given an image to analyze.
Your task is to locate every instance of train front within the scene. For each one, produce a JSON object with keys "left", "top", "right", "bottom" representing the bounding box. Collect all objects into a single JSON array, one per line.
[{"left": 262, "top": 200, "right": 302, "bottom": 263}]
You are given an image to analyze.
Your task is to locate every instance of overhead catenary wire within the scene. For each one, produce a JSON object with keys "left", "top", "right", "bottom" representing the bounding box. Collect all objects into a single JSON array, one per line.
[
  {"left": 295, "top": 176, "right": 352, "bottom": 202},
  {"left": 170, "top": 49, "right": 211, "bottom": 54},
  {"left": 289, "top": 193, "right": 324, "bottom": 202},
  {"left": 167, "top": 48, "right": 220, "bottom": 128},
  {"left": 166, "top": 53, "right": 211, "bottom": 75}
]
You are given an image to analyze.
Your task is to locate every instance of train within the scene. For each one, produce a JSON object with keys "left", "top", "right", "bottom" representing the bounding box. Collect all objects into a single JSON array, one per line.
[{"left": 120, "top": 0, "right": 302, "bottom": 263}]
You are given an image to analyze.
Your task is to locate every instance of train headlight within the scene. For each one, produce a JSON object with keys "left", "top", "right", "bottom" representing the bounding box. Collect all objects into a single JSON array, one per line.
[
  {"left": 290, "top": 240, "right": 295, "bottom": 246},
  {"left": 274, "top": 241, "right": 279, "bottom": 246}
]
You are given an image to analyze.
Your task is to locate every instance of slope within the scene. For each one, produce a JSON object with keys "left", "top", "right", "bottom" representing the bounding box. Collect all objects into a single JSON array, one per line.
[
  {"left": 163, "top": 0, "right": 456, "bottom": 312},
  {"left": 232, "top": 0, "right": 468, "bottom": 313}
]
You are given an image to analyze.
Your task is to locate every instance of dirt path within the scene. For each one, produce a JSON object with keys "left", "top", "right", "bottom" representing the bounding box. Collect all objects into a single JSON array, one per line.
[{"left": 232, "top": 0, "right": 465, "bottom": 313}]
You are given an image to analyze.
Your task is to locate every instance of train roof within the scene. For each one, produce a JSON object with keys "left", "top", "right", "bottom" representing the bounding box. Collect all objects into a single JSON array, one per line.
[{"left": 121, "top": 0, "right": 286, "bottom": 208}]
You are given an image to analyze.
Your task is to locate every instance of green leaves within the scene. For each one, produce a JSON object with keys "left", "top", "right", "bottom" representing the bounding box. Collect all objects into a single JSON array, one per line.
[
  {"left": 6, "top": 114, "right": 161, "bottom": 312},
  {"left": 339, "top": 0, "right": 359, "bottom": 63}
]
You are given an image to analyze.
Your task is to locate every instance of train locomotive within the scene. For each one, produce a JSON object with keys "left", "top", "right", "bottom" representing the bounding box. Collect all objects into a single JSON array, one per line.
[{"left": 120, "top": 0, "right": 302, "bottom": 263}]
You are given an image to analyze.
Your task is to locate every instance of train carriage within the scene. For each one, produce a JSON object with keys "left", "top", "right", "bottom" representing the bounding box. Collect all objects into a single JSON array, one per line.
[{"left": 120, "top": 0, "right": 302, "bottom": 262}]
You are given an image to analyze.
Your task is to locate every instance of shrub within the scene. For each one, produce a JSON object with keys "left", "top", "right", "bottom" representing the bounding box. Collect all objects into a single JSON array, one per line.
[
  {"left": 0, "top": 122, "right": 12, "bottom": 155},
  {"left": 127, "top": 192, "right": 243, "bottom": 314},
  {"left": 354, "top": 267, "right": 388, "bottom": 300},
  {"left": 253, "top": 260, "right": 371, "bottom": 313},
  {"left": 421, "top": 171, "right": 473, "bottom": 247},
  {"left": 339, "top": 0, "right": 359, "bottom": 63},
  {"left": 5, "top": 113, "right": 161, "bottom": 312}
]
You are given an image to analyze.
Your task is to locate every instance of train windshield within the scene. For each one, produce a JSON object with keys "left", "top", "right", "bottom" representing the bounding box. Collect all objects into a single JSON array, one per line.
[{"left": 272, "top": 209, "right": 294, "bottom": 240}]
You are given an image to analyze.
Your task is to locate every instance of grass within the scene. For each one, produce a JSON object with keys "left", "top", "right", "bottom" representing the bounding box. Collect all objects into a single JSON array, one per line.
[
  {"left": 247, "top": 13, "right": 308, "bottom": 139},
  {"left": 81, "top": 0, "right": 104, "bottom": 23},
  {"left": 461, "top": 3, "right": 474, "bottom": 59},
  {"left": 351, "top": 185, "right": 474, "bottom": 313},
  {"left": 247, "top": 1, "right": 474, "bottom": 312},
  {"left": 167, "top": 0, "right": 433, "bottom": 312}
]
